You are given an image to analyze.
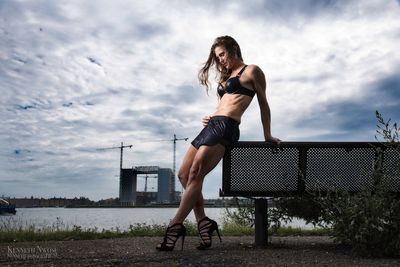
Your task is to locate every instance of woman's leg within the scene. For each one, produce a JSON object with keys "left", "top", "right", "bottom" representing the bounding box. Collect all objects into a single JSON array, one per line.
[
  {"left": 177, "top": 145, "right": 206, "bottom": 221},
  {"left": 171, "top": 143, "right": 226, "bottom": 225}
]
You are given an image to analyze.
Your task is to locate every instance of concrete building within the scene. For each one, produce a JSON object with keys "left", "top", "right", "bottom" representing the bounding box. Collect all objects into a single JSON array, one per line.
[
  {"left": 119, "top": 166, "right": 175, "bottom": 206},
  {"left": 119, "top": 168, "right": 137, "bottom": 206},
  {"left": 157, "top": 168, "right": 175, "bottom": 203}
]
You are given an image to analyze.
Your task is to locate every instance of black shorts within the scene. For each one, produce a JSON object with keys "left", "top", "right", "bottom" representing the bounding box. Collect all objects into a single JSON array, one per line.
[{"left": 191, "top": 116, "right": 240, "bottom": 150}]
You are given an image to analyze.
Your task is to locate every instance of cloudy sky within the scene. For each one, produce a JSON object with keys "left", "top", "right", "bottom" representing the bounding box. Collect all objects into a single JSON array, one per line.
[{"left": 1, "top": 0, "right": 399, "bottom": 201}]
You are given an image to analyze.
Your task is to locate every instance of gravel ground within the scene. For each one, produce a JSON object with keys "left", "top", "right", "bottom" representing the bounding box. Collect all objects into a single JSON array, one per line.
[{"left": 1, "top": 236, "right": 399, "bottom": 267}]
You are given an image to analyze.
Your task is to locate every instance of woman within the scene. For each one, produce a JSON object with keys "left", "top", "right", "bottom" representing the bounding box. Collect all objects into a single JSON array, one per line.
[{"left": 156, "top": 36, "right": 281, "bottom": 251}]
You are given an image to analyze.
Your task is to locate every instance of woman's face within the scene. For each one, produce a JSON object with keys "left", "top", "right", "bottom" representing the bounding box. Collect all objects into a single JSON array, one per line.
[{"left": 214, "top": 45, "right": 232, "bottom": 69}]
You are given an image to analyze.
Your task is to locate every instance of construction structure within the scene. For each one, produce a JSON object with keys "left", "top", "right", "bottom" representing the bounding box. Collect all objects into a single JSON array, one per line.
[
  {"left": 97, "top": 138, "right": 187, "bottom": 206},
  {"left": 119, "top": 168, "right": 137, "bottom": 206},
  {"left": 119, "top": 166, "right": 176, "bottom": 206},
  {"left": 157, "top": 168, "right": 175, "bottom": 204},
  {"left": 170, "top": 134, "right": 188, "bottom": 196}
]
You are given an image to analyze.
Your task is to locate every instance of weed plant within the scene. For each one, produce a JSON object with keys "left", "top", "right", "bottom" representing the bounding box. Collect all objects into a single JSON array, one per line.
[{"left": 224, "top": 111, "right": 400, "bottom": 257}]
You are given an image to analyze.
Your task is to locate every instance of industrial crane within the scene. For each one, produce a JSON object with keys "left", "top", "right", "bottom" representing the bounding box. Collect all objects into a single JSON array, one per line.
[
  {"left": 141, "top": 134, "right": 188, "bottom": 195},
  {"left": 97, "top": 134, "right": 188, "bottom": 197},
  {"left": 167, "top": 134, "right": 188, "bottom": 195},
  {"left": 143, "top": 174, "right": 157, "bottom": 192},
  {"left": 172, "top": 134, "right": 188, "bottom": 183},
  {"left": 97, "top": 142, "right": 133, "bottom": 170},
  {"left": 96, "top": 142, "right": 133, "bottom": 197}
]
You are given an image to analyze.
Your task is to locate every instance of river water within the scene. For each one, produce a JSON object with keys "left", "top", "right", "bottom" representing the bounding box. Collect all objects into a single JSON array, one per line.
[{"left": 0, "top": 207, "right": 316, "bottom": 231}]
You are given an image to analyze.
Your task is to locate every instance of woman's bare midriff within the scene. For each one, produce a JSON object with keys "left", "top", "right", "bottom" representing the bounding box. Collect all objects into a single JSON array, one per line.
[{"left": 212, "top": 94, "right": 253, "bottom": 123}]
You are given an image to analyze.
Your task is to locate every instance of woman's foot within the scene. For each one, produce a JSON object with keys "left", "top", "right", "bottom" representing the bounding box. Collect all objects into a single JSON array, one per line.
[
  {"left": 196, "top": 216, "right": 222, "bottom": 250},
  {"left": 156, "top": 223, "right": 186, "bottom": 251}
]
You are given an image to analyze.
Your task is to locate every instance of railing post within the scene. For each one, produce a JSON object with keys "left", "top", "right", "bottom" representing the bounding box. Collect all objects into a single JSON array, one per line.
[{"left": 254, "top": 198, "right": 268, "bottom": 247}]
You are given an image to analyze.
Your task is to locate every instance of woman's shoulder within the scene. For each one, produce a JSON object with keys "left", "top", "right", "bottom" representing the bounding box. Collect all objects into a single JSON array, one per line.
[{"left": 245, "top": 64, "right": 265, "bottom": 78}]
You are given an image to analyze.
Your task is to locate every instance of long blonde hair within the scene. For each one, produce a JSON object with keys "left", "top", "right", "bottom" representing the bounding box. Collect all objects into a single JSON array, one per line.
[{"left": 198, "top": 36, "right": 243, "bottom": 94}]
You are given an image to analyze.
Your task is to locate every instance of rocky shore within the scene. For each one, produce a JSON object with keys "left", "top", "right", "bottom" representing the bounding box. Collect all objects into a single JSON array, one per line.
[{"left": 1, "top": 236, "right": 399, "bottom": 266}]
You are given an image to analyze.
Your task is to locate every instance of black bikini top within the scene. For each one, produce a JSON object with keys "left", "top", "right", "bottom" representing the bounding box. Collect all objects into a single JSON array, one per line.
[{"left": 217, "top": 65, "right": 255, "bottom": 98}]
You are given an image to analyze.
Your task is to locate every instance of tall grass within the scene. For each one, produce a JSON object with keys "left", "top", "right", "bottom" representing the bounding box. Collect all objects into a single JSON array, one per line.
[
  {"left": 0, "top": 216, "right": 125, "bottom": 242},
  {"left": 0, "top": 215, "right": 330, "bottom": 243}
]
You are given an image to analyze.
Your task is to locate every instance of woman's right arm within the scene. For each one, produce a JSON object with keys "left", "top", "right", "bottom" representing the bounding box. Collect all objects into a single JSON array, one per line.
[{"left": 250, "top": 65, "right": 281, "bottom": 144}]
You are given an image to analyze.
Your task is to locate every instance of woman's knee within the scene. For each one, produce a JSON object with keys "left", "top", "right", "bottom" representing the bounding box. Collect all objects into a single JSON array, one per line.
[
  {"left": 189, "top": 162, "right": 201, "bottom": 178},
  {"left": 177, "top": 171, "right": 188, "bottom": 187},
  {"left": 187, "top": 163, "right": 204, "bottom": 187}
]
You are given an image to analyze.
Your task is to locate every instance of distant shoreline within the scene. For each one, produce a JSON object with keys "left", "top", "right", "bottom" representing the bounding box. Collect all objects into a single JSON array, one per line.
[
  {"left": 13, "top": 204, "right": 240, "bottom": 209},
  {"left": 6, "top": 197, "right": 246, "bottom": 209},
  {"left": 65, "top": 204, "right": 232, "bottom": 208}
]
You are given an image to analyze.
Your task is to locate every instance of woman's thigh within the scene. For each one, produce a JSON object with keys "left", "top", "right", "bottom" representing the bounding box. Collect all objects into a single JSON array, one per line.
[
  {"left": 189, "top": 143, "right": 226, "bottom": 181},
  {"left": 178, "top": 145, "right": 198, "bottom": 182}
]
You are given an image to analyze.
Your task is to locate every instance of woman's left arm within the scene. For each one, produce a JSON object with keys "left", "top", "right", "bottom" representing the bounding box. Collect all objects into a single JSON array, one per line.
[{"left": 251, "top": 65, "right": 281, "bottom": 144}]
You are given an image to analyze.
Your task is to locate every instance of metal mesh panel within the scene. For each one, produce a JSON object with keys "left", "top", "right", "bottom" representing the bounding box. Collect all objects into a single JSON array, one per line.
[
  {"left": 222, "top": 142, "right": 400, "bottom": 197},
  {"left": 229, "top": 147, "right": 299, "bottom": 192},
  {"left": 382, "top": 148, "right": 400, "bottom": 191},
  {"left": 306, "top": 147, "right": 375, "bottom": 191}
]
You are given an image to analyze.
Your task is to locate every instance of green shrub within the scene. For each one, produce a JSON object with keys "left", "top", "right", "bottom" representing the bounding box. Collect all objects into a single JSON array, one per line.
[
  {"left": 223, "top": 111, "right": 400, "bottom": 257},
  {"left": 223, "top": 198, "right": 296, "bottom": 235},
  {"left": 316, "top": 111, "right": 400, "bottom": 257}
]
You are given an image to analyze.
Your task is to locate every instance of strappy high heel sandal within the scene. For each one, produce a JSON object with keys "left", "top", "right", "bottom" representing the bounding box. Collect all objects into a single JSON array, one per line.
[
  {"left": 196, "top": 216, "right": 222, "bottom": 250},
  {"left": 156, "top": 223, "right": 186, "bottom": 251}
]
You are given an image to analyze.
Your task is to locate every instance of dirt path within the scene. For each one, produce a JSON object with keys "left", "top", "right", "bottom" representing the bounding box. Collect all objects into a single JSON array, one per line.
[{"left": 1, "top": 236, "right": 399, "bottom": 266}]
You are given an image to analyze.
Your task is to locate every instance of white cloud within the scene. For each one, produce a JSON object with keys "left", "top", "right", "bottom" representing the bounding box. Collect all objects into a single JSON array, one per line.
[{"left": 1, "top": 0, "right": 400, "bottom": 200}]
